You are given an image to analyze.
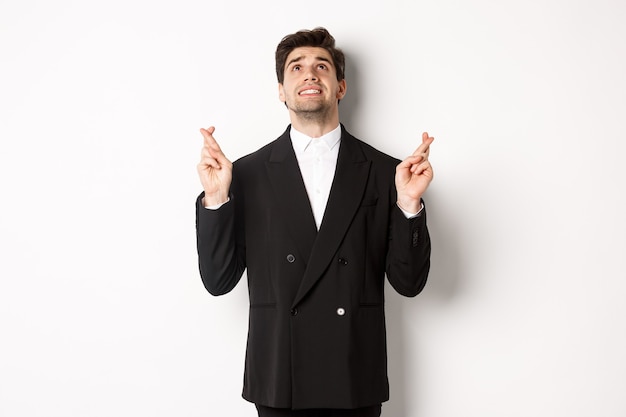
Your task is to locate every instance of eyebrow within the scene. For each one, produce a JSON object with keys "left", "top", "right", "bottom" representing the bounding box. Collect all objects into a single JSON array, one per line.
[{"left": 286, "top": 55, "right": 332, "bottom": 68}]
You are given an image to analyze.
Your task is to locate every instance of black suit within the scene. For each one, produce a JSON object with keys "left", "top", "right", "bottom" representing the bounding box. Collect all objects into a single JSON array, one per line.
[{"left": 196, "top": 125, "right": 431, "bottom": 410}]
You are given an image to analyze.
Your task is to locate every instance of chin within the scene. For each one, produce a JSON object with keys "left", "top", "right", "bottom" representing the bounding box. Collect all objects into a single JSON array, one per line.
[{"left": 294, "top": 101, "right": 328, "bottom": 112}]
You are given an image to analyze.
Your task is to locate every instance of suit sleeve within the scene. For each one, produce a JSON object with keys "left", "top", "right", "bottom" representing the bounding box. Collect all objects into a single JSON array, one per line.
[
  {"left": 385, "top": 199, "right": 431, "bottom": 297},
  {"left": 195, "top": 192, "right": 247, "bottom": 296}
]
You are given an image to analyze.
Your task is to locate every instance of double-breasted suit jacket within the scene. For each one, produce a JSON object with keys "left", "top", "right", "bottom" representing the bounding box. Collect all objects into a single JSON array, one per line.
[{"left": 196, "top": 125, "right": 431, "bottom": 410}]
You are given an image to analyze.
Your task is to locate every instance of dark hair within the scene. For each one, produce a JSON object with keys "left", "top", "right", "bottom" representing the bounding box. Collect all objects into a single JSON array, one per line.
[{"left": 275, "top": 27, "right": 345, "bottom": 84}]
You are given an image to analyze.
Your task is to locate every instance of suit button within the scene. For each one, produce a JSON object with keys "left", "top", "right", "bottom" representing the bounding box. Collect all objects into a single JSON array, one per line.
[
  {"left": 336, "top": 308, "right": 346, "bottom": 316},
  {"left": 338, "top": 257, "right": 348, "bottom": 265},
  {"left": 412, "top": 230, "right": 419, "bottom": 247},
  {"left": 286, "top": 254, "right": 296, "bottom": 263},
  {"left": 290, "top": 308, "right": 298, "bottom": 316}
]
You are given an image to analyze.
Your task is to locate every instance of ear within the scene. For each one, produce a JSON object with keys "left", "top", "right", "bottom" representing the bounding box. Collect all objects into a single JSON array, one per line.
[
  {"left": 278, "top": 83, "right": 286, "bottom": 102},
  {"left": 336, "top": 79, "right": 347, "bottom": 100}
]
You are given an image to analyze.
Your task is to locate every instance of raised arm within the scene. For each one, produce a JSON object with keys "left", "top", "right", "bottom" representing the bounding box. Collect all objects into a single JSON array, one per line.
[
  {"left": 386, "top": 132, "right": 434, "bottom": 296},
  {"left": 196, "top": 126, "right": 245, "bottom": 296}
]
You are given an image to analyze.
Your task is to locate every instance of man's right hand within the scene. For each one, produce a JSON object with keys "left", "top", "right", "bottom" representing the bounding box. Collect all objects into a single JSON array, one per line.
[{"left": 197, "top": 126, "right": 232, "bottom": 207}]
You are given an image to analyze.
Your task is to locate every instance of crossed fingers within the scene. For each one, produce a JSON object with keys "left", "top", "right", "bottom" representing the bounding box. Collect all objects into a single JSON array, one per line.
[
  {"left": 199, "top": 126, "right": 230, "bottom": 170},
  {"left": 397, "top": 132, "right": 433, "bottom": 175}
]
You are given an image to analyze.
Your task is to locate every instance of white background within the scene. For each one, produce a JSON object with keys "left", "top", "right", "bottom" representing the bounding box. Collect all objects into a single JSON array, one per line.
[{"left": 1, "top": 1, "right": 625, "bottom": 416}]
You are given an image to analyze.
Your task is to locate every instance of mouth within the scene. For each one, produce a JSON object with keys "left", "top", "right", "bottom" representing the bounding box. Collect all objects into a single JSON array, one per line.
[{"left": 298, "top": 88, "right": 322, "bottom": 96}]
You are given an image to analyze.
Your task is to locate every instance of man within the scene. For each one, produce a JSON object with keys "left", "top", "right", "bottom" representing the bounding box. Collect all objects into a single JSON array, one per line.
[{"left": 196, "top": 27, "right": 433, "bottom": 417}]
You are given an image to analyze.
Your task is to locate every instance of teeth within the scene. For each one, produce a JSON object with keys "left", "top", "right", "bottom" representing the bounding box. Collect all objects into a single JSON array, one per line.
[{"left": 300, "top": 89, "right": 320, "bottom": 95}]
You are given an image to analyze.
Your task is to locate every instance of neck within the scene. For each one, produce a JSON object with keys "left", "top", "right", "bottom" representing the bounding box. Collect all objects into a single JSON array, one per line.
[{"left": 289, "top": 111, "right": 340, "bottom": 138}]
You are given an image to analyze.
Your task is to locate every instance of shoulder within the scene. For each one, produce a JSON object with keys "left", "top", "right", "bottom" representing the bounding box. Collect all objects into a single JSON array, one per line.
[
  {"left": 233, "top": 127, "right": 291, "bottom": 170},
  {"left": 342, "top": 127, "right": 400, "bottom": 167}
]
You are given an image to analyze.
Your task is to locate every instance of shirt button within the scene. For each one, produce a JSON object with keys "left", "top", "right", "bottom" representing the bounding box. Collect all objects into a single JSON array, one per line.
[
  {"left": 286, "top": 254, "right": 296, "bottom": 263},
  {"left": 336, "top": 308, "right": 345, "bottom": 316}
]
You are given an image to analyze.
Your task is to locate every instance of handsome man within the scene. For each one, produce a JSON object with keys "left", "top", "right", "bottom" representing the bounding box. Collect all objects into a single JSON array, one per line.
[{"left": 196, "top": 28, "right": 433, "bottom": 417}]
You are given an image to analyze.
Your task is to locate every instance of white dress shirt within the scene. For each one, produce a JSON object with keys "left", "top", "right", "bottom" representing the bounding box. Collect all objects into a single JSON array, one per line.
[{"left": 290, "top": 125, "right": 342, "bottom": 230}]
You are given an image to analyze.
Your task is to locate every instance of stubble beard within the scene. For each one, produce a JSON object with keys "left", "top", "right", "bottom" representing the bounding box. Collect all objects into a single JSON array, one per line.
[{"left": 288, "top": 98, "right": 334, "bottom": 124}]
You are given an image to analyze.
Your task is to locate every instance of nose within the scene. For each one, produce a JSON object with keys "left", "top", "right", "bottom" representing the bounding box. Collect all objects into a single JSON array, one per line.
[{"left": 304, "top": 67, "right": 318, "bottom": 82}]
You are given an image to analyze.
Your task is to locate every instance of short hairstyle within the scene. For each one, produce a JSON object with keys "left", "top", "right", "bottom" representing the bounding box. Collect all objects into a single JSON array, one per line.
[{"left": 275, "top": 27, "right": 346, "bottom": 84}]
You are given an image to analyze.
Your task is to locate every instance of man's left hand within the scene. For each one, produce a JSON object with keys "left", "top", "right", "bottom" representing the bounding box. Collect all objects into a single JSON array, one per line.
[{"left": 395, "top": 132, "right": 434, "bottom": 213}]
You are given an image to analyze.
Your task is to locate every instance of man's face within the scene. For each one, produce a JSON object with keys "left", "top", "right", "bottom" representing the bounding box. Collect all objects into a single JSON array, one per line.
[{"left": 278, "top": 46, "right": 346, "bottom": 118}]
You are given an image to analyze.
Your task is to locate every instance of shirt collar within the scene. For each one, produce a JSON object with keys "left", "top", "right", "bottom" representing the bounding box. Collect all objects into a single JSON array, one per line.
[{"left": 290, "top": 124, "right": 342, "bottom": 154}]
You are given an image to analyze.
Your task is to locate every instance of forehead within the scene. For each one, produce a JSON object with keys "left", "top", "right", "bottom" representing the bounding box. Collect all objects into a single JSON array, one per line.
[{"left": 285, "top": 46, "right": 333, "bottom": 66}]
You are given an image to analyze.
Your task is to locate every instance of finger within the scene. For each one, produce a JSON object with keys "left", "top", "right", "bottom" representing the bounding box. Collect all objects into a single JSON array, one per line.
[
  {"left": 422, "top": 133, "right": 433, "bottom": 158},
  {"left": 200, "top": 127, "right": 232, "bottom": 165},
  {"left": 409, "top": 154, "right": 430, "bottom": 172},
  {"left": 200, "top": 126, "right": 215, "bottom": 138},
  {"left": 202, "top": 142, "right": 231, "bottom": 168},
  {"left": 423, "top": 133, "right": 434, "bottom": 159},
  {"left": 399, "top": 153, "right": 427, "bottom": 169},
  {"left": 201, "top": 146, "right": 217, "bottom": 161},
  {"left": 411, "top": 133, "right": 434, "bottom": 157},
  {"left": 200, "top": 126, "right": 221, "bottom": 149},
  {"left": 199, "top": 153, "right": 222, "bottom": 169},
  {"left": 411, "top": 160, "right": 433, "bottom": 177}
]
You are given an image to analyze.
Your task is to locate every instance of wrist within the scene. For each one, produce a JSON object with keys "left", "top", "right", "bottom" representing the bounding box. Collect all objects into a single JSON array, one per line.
[
  {"left": 396, "top": 197, "right": 421, "bottom": 214},
  {"left": 203, "top": 192, "right": 229, "bottom": 207}
]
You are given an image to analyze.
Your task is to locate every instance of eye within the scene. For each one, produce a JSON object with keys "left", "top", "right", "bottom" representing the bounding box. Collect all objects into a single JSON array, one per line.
[
  {"left": 292, "top": 65, "right": 301, "bottom": 71},
  {"left": 317, "top": 64, "right": 327, "bottom": 70}
]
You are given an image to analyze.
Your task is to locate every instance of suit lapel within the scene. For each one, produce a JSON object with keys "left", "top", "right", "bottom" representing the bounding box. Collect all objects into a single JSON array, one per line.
[
  {"left": 265, "top": 129, "right": 318, "bottom": 268},
  {"left": 292, "top": 128, "right": 371, "bottom": 307}
]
